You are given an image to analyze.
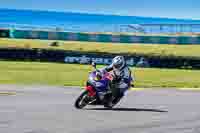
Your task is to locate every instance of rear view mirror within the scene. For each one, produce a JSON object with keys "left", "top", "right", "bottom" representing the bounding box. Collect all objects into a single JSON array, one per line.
[{"left": 91, "top": 62, "right": 96, "bottom": 69}]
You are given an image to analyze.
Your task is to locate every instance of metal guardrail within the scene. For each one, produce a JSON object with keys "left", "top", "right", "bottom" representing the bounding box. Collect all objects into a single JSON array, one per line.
[
  {"left": 1, "top": 22, "right": 200, "bottom": 33},
  {"left": 0, "top": 23, "right": 147, "bottom": 33},
  {"left": 0, "top": 23, "right": 62, "bottom": 31}
]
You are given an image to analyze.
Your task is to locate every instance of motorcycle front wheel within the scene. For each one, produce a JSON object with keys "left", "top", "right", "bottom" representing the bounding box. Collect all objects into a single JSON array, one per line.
[{"left": 74, "top": 90, "right": 91, "bottom": 109}]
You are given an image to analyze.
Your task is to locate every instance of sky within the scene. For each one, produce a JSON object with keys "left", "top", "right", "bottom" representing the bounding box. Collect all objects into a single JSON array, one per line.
[{"left": 0, "top": 0, "right": 200, "bottom": 20}]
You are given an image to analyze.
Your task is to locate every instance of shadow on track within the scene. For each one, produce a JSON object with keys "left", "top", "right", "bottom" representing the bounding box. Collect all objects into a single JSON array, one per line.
[{"left": 85, "top": 107, "right": 168, "bottom": 113}]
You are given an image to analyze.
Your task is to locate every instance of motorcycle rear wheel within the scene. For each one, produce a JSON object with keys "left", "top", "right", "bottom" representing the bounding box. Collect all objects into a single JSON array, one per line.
[{"left": 104, "top": 95, "right": 123, "bottom": 109}]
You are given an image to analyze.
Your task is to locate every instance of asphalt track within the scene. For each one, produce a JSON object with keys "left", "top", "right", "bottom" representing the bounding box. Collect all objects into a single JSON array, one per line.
[{"left": 0, "top": 85, "right": 200, "bottom": 133}]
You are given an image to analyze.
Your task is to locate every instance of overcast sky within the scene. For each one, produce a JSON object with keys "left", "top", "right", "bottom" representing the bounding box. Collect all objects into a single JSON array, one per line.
[{"left": 1, "top": 0, "right": 200, "bottom": 19}]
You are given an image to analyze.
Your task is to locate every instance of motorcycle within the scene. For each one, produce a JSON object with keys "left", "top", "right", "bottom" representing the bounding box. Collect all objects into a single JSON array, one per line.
[{"left": 74, "top": 62, "right": 133, "bottom": 109}]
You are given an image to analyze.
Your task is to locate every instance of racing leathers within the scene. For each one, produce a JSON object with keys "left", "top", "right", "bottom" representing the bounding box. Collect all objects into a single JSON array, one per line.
[{"left": 101, "top": 63, "right": 134, "bottom": 99}]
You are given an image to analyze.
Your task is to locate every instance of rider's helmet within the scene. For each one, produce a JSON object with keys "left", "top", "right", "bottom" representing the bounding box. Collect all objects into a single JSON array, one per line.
[{"left": 112, "top": 56, "right": 125, "bottom": 70}]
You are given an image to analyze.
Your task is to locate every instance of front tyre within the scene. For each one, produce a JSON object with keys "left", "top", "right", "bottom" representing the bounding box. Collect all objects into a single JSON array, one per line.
[{"left": 74, "top": 90, "right": 90, "bottom": 109}]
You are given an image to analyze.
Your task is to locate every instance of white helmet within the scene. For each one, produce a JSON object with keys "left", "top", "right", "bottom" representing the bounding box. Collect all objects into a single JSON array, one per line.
[{"left": 112, "top": 56, "right": 125, "bottom": 70}]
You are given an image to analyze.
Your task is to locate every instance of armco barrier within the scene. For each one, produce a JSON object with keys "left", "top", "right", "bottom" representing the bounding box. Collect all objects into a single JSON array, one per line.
[
  {"left": 6, "top": 29, "right": 200, "bottom": 44},
  {"left": 0, "top": 48, "right": 200, "bottom": 69}
]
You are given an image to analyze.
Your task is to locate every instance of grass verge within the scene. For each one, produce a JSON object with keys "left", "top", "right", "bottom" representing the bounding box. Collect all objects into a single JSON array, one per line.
[
  {"left": 1, "top": 38, "right": 200, "bottom": 58},
  {"left": 0, "top": 92, "right": 16, "bottom": 95},
  {"left": 0, "top": 61, "right": 200, "bottom": 88}
]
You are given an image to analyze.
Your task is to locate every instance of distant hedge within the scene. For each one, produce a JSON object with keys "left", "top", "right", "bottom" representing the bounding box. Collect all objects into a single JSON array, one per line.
[{"left": 0, "top": 48, "right": 200, "bottom": 69}]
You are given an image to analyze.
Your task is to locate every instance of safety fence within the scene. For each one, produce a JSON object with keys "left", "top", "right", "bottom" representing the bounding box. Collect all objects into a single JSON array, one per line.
[{"left": 1, "top": 29, "right": 200, "bottom": 44}]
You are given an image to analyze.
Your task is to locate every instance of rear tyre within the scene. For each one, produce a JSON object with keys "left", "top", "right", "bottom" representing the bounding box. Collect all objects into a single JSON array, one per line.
[
  {"left": 104, "top": 95, "right": 123, "bottom": 109},
  {"left": 74, "top": 90, "right": 90, "bottom": 109},
  {"left": 112, "top": 96, "right": 122, "bottom": 106}
]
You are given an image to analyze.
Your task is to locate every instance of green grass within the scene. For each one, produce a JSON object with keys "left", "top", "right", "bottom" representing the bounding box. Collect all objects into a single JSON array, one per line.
[
  {"left": 0, "top": 61, "right": 200, "bottom": 88},
  {"left": 1, "top": 38, "right": 200, "bottom": 58}
]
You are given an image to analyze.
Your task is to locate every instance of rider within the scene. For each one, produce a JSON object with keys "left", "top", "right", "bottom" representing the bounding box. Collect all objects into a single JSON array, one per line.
[{"left": 98, "top": 56, "right": 134, "bottom": 107}]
